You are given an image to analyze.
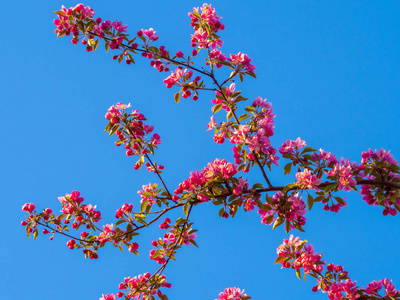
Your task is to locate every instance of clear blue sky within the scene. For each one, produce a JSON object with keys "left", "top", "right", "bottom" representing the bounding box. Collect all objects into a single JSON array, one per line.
[{"left": 1, "top": 1, "right": 400, "bottom": 299}]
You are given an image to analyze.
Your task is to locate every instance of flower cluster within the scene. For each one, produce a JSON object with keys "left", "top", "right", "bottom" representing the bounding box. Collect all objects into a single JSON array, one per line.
[
  {"left": 216, "top": 287, "right": 249, "bottom": 300},
  {"left": 364, "top": 278, "right": 398, "bottom": 298},
  {"left": 115, "top": 203, "right": 133, "bottom": 219},
  {"left": 189, "top": 3, "right": 225, "bottom": 49},
  {"left": 212, "top": 95, "right": 279, "bottom": 170},
  {"left": 276, "top": 235, "right": 324, "bottom": 273},
  {"left": 359, "top": 148, "right": 400, "bottom": 215},
  {"left": 58, "top": 191, "right": 102, "bottom": 225},
  {"left": 276, "top": 236, "right": 400, "bottom": 300},
  {"left": 206, "top": 49, "right": 227, "bottom": 68},
  {"left": 137, "top": 183, "right": 160, "bottom": 210},
  {"left": 22, "top": 191, "right": 142, "bottom": 259},
  {"left": 361, "top": 148, "right": 398, "bottom": 165},
  {"left": 211, "top": 83, "right": 237, "bottom": 112},
  {"left": 150, "top": 219, "right": 196, "bottom": 265},
  {"left": 163, "top": 68, "right": 202, "bottom": 100},
  {"left": 311, "top": 148, "right": 337, "bottom": 165},
  {"left": 258, "top": 192, "right": 307, "bottom": 232},
  {"left": 54, "top": 4, "right": 131, "bottom": 54},
  {"left": 101, "top": 272, "right": 171, "bottom": 300},
  {"left": 54, "top": 4, "right": 95, "bottom": 44},
  {"left": 279, "top": 137, "right": 307, "bottom": 159},
  {"left": 296, "top": 168, "right": 322, "bottom": 191},
  {"left": 360, "top": 184, "right": 399, "bottom": 216},
  {"left": 227, "top": 52, "right": 256, "bottom": 73},
  {"left": 326, "top": 159, "right": 357, "bottom": 192},
  {"left": 174, "top": 159, "right": 238, "bottom": 196},
  {"left": 105, "top": 103, "right": 162, "bottom": 170}
]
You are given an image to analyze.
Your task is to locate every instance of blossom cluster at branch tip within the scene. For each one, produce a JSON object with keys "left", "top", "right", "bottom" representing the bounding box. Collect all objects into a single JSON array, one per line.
[
  {"left": 189, "top": 3, "right": 224, "bottom": 49},
  {"left": 216, "top": 287, "right": 248, "bottom": 300},
  {"left": 105, "top": 103, "right": 162, "bottom": 170},
  {"left": 227, "top": 52, "right": 256, "bottom": 73},
  {"left": 276, "top": 235, "right": 399, "bottom": 299},
  {"left": 100, "top": 272, "right": 171, "bottom": 300}
]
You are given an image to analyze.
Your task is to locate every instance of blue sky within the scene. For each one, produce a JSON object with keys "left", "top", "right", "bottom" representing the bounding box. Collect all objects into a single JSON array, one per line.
[{"left": 2, "top": 1, "right": 400, "bottom": 299}]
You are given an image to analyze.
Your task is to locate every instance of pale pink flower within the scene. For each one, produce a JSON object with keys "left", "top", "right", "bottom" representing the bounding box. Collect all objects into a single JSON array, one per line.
[
  {"left": 216, "top": 287, "right": 247, "bottom": 300},
  {"left": 296, "top": 168, "right": 322, "bottom": 191}
]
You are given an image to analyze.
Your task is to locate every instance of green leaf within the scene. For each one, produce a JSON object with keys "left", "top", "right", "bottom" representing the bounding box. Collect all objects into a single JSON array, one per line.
[
  {"left": 285, "top": 219, "right": 291, "bottom": 233},
  {"left": 218, "top": 207, "right": 225, "bottom": 217},
  {"left": 238, "top": 113, "right": 250, "bottom": 121},
  {"left": 128, "top": 54, "right": 135, "bottom": 63},
  {"left": 183, "top": 202, "right": 190, "bottom": 217},
  {"left": 324, "top": 183, "right": 338, "bottom": 192},
  {"left": 93, "top": 39, "right": 99, "bottom": 52},
  {"left": 296, "top": 268, "right": 301, "bottom": 280},
  {"left": 192, "top": 12, "right": 201, "bottom": 18},
  {"left": 274, "top": 255, "right": 286, "bottom": 264},
  {"left": 252, "top": 183, "right": 264, "bottom": 189},
  {"left": 215, "top": 94, "right": 225, "bottom": 100},
  {"left": 293, "top": 222, "right": 305, "bottom": 232},
  {"left": 301, "top": 146, "right": 316, "bottom": 154},
  {"left": 189, "top": 239, "right": 198, "bottom": 248},
  {"left": 212, "top": 103, "right": 222, "bottom": 114},
  {"left": 282, "top": 183, "right": 296, "bottom": 193},
  {"left": 109, "top": 124, "right": 120, "bottom": 137},
  {"left": 218, "top": 61, "right": 233, "bottom": 67},
  {"left": 266, "top": 214, "right": 274, "bottom": 224},
  {"left": 226, "top": 110, "right": 233, "bottom": 121},
  {"left": 244, "top": 105, "right": 255, "bottom": 113},
  {"left": 314, "top": 195, "right": 325, "bottom": 202},
  {"left": 284, "top": 163, "right": 292, "bottom": 175},
  {"left": 140, "top": 200, "right": 149, "bottom": 213},
  {"left": 115, "top": 219, "right": 126, "bottom": 226},
  {"left": 105, "top": 41, "right": 110, "bottom": 53},
  {"left": 350, "top": 185, "right": 358, "bottom": 193},
  {"left": 247, "top": 71, "right": 257, "bottom": 79},
  {"left": 235, "top": 96, "right": 248, "bottom": 102},
  {"left": 174, "top": 92, "right": 180, "bottom": 104},
  {"left": 334, "top": 197, "right": 346, "bottom": 206},
  {"left": 272, "top": 216, "right": 285, "bottom": 229},
  {"left": 118, "top": 55, "right": 123, "bottom": 63},
  {"left": 54, "top": 10, "right": 66, "bottom": 17},
  {"left": 159, "top": 294, "right": 169, "bottom": 300},
  {"left": 307, "top": 194, "right": 314, "bottom": 210}
]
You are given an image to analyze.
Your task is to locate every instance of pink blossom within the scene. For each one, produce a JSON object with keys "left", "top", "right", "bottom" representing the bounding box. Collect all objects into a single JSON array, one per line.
[
  {"left": 138, "top": 28, "right": 159, "bottom": 41},
  {"left": 228, "top": 52, "right": 256, "bottom": 73},
  {"left": 163, "top": 67, "right": 189, "bottom": 88},
  {"left": 100, "top": 294, "right": 115, "bottom": 300},
  {"left": 152, "top": 133, "right": 161, "bottom": 145},
  {"left": 279, "top": 137, "right": 306, "bottom": 155},
  {"left": 112, "top": 20, "right": 128, "bottom": 33},
  {"left": 22, "top": 203, "right": 35, "bottom": 213},
  {"left": 216, "top": 287, "right": 247, "bottom": 300},
  {"left": 207, "top": 116, "right": 217, "bottom": 131},
  {"left": 296, "top": 168, "right": 322, "bottom": 191}
]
